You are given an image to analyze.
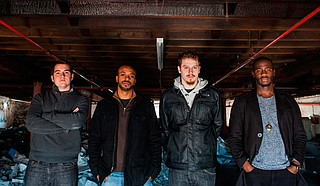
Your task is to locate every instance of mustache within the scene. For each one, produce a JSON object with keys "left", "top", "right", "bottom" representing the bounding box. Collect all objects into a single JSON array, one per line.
[
  {"left": 121, "top": 81, "right": 131, "bottom": 84},
  {"left": 260, "top": 76, "right": 270, "bottom": 79},
  {"left": 187, "top": 74, "right": 195, "bottom": 77}
]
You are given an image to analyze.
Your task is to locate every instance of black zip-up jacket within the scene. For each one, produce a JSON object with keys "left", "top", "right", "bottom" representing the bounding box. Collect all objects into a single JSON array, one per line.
[
  {"left": 26, "top": 85, "right": 89, "bottom": 163},
  {"left": 160, "top": 85, "right": 223, "bottom": 170},
  {"left": 88, "top": 93, "right": 162, "bottom": 186}
]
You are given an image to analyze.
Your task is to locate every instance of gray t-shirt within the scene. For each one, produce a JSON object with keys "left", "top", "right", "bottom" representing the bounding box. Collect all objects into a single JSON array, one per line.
[{"left": 252, "top": 95, "right": 289, "bottom": 170}]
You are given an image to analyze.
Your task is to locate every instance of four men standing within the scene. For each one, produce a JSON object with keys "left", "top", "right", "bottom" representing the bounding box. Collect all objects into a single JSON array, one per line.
[{"left": 25, "top": 53, "right": 307, "bottom": 186}]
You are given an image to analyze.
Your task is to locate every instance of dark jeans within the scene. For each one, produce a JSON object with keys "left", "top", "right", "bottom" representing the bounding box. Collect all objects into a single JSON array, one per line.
[
  {"left": 245, "top": 168, "right": 296, "bottom": 186},
  {"left": 169, "top": 168, "right": 216, "bottom": 186},
  {"left": 24, "top": 159, "right": 78, "bottom": 186}
]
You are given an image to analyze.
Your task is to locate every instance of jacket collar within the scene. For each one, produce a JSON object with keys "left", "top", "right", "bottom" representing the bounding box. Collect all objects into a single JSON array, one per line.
[
  {"left": 52, "top": 84, "right": 73, "bottom": 95},
  {"left": 112, "top": 89, "right": 143, "bottom": 105}
]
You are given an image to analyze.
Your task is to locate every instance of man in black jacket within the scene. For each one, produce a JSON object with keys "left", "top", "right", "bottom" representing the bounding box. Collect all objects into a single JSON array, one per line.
[
  {"left": 228, "top": 57, "right": 307, "bottom": 186},
  {"left": 88, "top": 65, "right": 162, "bottom": 186},
  {"left": 25, "top": 61, "right": 89, "bottom": 186},
  {"left": 160, "top": 51, "right": 223, "bottom": 186}
]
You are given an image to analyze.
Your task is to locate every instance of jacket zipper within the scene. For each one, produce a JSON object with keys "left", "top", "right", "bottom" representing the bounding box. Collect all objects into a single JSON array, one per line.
[
  {"left": 111, "top": 101, "right": 128, "bottom": 173},
  {"left": 110, "top": 104, "right": 120, "bottom": 173}
]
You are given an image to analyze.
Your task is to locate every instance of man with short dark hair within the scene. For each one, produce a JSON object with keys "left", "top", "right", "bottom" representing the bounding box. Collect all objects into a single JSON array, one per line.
[
  {"left": 228, "top": 57, "right": 307, "bottom": 186},
  {"left": 25, "top": 61, "right": 89, "bottom": 186},
  {"left": 88, "top": 65, "right": 162, "bottom": 186}
]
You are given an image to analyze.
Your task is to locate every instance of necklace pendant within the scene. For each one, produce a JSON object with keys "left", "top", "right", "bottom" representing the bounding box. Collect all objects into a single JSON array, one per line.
[{"left": 265, "top": 123, "right": 272, "bottom": 131}]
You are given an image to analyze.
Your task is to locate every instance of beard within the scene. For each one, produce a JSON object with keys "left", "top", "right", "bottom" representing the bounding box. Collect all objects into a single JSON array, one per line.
[
  {"left": 186, "top": 79, "right": 197, "bottom": 86},
  {"left": 119, "top": 81, "right": 133, "bottom": 91},
  {"left": 184, "top": 74, "right": 197, "bottom": 85}
]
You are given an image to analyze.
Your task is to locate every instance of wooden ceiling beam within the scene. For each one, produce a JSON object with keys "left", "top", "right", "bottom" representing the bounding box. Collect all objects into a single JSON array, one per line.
[{"left": 1, "top": 16, "right": 320, "bottom": 30}]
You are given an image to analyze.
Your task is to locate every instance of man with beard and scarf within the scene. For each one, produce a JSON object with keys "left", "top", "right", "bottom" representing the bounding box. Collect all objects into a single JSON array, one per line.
[
  {"left": 88, "top": 65, "right": 162, "bottom": 186},
  {"left": 160, "top": 51, "right": 223, "bottom": 186},
  {"left": 228, "top": 57, "right": 307, "bottom": 186}
]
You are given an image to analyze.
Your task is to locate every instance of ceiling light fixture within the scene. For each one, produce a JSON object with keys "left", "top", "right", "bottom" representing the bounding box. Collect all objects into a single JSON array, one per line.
[{"left": 156, "top": 38, "right": 164, "bottom": 71}]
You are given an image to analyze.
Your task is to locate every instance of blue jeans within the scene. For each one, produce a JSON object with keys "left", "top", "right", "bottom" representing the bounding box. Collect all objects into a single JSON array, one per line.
[
  {"left": 24, "top": 159, "right": 78, "bottom": 186},
  {"left": 169, "top": 168, "right": 216, "bottom": 186},
  {"left": 101, "top": 172, "right": 153, "bottom": 186}
]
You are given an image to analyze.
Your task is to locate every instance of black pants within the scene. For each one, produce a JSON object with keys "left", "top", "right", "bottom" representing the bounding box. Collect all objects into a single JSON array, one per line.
[{"left": 244, "top": 168, "right": 296, "bottom": 186}]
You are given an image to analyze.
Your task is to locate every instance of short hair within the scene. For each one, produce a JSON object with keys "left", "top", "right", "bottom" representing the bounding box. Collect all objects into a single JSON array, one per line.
[
  {"left": 117, "top": 65, "right": 136, "bottom": 75},
  {"left": 252, "top": 57, "right": 273, "bottom": 69},
  {"left": 50, "top": 61, "right": 73, "bottom": 75},
  {"left": 178, "top": 51, "right": 200, "bottom": 66}
]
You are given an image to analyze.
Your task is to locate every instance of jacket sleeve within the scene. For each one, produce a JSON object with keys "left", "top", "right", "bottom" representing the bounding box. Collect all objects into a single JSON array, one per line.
[
  {"left": 213, "top": 90, "right": 224, "bottom": 137},
  {"left": 41, "top": 95, "right": 89, "bottom": 130},
  {"left": 26, "top": 94, "right": 66, "bottom": 134},
  {"left": 88, "top": 101, "right": 104, "bottom": 178},
  {"left": 290, "top": 96, "right": 307, "bottom": 164},
  {"left": 148, "top": 101, "right": 162, "bottom": 179},
  {"left": 228, "top": 97, "right": 248, "bottom": 168},
  {"left": 159, "top": 94, "right": 169, "bottom": 151}
]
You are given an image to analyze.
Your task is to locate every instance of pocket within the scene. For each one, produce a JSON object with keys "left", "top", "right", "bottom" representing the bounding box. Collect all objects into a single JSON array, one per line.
[
  {"left": 57, "top": 161, "right": 77, "bottom": 172},
  {"left": 296, "top": 172, "right": 308, "bottom": 186},
  {"left": 165, "top": 101, "right": 187, "bottom": 127},
  {"left": 203, "top": 168, "right": 216, "bottom": 176},
  {"left": 102, "top": 175, "right": 111, "bottom": 184},
  {"left": 143, "top": 180, "right": 153, "bottom": 186},
  {"left": 130, "top": 166, "right": 145, "bottom": 184},
  {"left": 130, "top": 157, "right": 151, "bottom": 184},
  {"left": 235, "top": 170, "right": 247, "bottom": 186},
  {"left": 286, "top": 167, "right": 298, "bottom": 175},
  {"left": 191, "top": 99, "right": 215, "bottom": 123},
  {"left": 246, "top": 167, "right": 255, "bottom": 174}
]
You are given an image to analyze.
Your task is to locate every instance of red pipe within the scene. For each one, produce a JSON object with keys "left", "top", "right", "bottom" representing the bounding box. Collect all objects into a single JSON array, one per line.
[
  {"left": 0, "top": 20, "right": 102, "bottom": 89},
  {"left": 213, "top": 7, "right": 320, "bottom": 86}
]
